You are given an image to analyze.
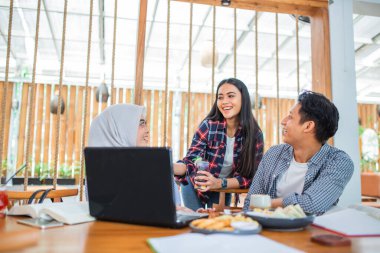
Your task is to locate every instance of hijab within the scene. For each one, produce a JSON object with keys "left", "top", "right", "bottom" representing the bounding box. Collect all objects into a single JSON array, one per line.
[
  {"left": 88, "top": 104, "right": 146, "bottom": 147},
  {"left": 87, "top": 103, "right": 181, "bottom": 205}
]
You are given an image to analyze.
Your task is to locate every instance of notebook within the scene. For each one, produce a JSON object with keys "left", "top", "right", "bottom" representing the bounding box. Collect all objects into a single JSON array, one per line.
[
  {"left": 313, "top": 207, "right": 380, "bottom": 237},
  {"left": 84, "top": 147, "right": 206, "bottom": 228}
]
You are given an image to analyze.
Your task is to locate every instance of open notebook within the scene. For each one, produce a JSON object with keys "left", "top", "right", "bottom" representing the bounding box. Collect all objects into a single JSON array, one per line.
[
  {"left": 313, "top": 205, "right": 380, "bottom": 237},
  {"left": 8, "top": 202, "right": 95, "bottom": 225}
]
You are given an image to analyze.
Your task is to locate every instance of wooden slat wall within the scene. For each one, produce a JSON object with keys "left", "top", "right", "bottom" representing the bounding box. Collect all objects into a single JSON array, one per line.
[
  {"left": 0, "top": 81, "right": 14, "bottom": 163},
  {"left": 34, "top": 84, "right": 44, "bottom": 167},
  {"left": 16, "top": 83, "right": 30, "bottom": 169},
  {"left": 1, "top": 82, "right": 378, "bottom": 177}
]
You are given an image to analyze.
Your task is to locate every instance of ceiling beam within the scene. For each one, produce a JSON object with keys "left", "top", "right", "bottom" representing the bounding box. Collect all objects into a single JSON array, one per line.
[
  {"left": 0, "top": 28, "right": 16, "bottom": 60},
  {"left": 98, "top": 0, "right": 105, "bottom": 65},
  {"left": 218, "top": 12, "right": 262, "bottom": 71},
  {"left": 14, "top": 0, "right": 34, "bottom": 64},
  {"left": 174, "top": 0, "right": 327, "bottom": 16},
  {"left": 179, "top": 6, "right": 213, "bottom": 71},
  {"left": 353, "top": 0, "right": 380, "bottom": 17},
  {"left": 42, "top": 0, "right": 61, "bottom": 62},
  {"left": 145, "top": 0, "right": 160, "bottom": 55}
]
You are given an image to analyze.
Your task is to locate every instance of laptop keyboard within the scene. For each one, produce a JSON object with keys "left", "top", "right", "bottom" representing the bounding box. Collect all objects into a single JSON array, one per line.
[{"left": 176, "top": 211, "right": 208, "bottom": 224}]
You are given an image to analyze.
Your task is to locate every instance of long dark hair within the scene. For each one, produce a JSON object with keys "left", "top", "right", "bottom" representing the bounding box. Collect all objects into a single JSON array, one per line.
[{"left": 206, "top": 78, "right": 261, "bottom": 178}]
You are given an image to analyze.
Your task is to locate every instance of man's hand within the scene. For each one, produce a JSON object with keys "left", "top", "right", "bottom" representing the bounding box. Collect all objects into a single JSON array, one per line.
[{"left": 271, "top": 198, "right": 284, "bottom": 208}]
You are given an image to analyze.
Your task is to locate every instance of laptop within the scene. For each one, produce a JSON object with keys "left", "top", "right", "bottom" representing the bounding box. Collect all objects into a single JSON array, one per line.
[{"left": 84, "top": 147, "right": 206, "bottom": 228}]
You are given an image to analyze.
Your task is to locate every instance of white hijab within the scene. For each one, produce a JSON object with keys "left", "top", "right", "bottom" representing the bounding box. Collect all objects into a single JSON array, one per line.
[
  {"left": 88, "top": 104, "right": 146, "bottom": 147},
  {"left": 87, "top": 103, "right": 181, "bottom": 205}
]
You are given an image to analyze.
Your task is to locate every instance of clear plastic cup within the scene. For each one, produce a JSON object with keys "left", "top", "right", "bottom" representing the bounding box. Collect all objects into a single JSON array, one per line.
[{"left": 195, "top": 161, "right": 209, "bottom": 190}]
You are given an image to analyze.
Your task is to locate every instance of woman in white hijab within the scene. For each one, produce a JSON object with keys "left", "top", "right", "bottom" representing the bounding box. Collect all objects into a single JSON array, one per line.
[{"left": 88, "top": 104, "right": 182, "bottom": 206}]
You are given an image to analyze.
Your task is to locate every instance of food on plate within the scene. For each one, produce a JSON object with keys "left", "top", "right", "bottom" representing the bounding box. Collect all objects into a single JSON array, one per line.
[
  {"left": 253, "top": 204, "right": 306, "bottom": 218},
  {"left": 190, "top": 214, "right": 259, "bottom": 231}
]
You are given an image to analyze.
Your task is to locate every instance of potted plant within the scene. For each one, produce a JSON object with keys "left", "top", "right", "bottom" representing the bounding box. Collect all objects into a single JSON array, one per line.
[{"left": 12, "top": 162, "right": 76, "bottom": 185}]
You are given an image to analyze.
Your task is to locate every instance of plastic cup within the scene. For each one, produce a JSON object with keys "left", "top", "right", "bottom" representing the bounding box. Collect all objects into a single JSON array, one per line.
[
  {"left": 250, "top": 194, "right": 271, "bottom": 209},
  {"left": 195, "top": 161, "right": 209, "bottom": 190}
]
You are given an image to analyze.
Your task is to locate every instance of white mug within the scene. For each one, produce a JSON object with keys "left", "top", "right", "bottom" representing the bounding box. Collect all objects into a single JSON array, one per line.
[{"left": 250, "top": 194, "right": 271, "bottom": 209}]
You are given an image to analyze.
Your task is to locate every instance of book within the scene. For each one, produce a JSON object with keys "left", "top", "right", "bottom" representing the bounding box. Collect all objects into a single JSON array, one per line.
[
  {"left": 148, "top": 233, "right": 304, "bottom": 253},
  {"left": 313, "top": 206, "right": 380, "bottom": 237},
  {"left": 7, "top": 202, "right": 95, "bottom": 225}
]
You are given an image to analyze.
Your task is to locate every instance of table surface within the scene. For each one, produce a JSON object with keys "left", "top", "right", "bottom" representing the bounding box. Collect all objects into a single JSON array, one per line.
[{"left": 1, "top": 216, "right": 379, "bottom": 253}]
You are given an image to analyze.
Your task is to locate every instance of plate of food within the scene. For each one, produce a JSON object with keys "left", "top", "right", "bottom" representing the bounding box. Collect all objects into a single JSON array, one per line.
[
  {"left": 245, "top": 205, "right": 315, "bottom": 230},
  {"left": 189, "top": 214, "right": 261, "bottom": 235}
]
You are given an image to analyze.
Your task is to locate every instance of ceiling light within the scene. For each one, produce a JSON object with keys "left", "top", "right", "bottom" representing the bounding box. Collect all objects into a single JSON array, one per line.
[{"left": 221, "top": 0, "right": 231, "bottom": 6}]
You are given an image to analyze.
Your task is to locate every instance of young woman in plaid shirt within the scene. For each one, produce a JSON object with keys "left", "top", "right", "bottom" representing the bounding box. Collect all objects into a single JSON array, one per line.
[{"left": 174, "top": 78, "right": 264, "bottom": 211}]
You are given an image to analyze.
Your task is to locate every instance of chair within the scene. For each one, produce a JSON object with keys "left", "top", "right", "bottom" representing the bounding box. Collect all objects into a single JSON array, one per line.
[
  {"left": 6, "top": 186, "right": 78, "bottom": 209},
  {"left": 210, "top": 188, "right": 249, "bottom": 212}
]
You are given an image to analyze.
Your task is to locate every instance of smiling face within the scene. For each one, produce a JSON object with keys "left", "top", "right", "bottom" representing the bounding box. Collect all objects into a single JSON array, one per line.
[
  {"left": 136, "top": 118, "right": 149, "bottom": 146},
  {"left": 216, "top": 83, "right": 242, "bottom": 123},
  {"left": 281, "top": 103, "right": 312, "bottom": 146}
]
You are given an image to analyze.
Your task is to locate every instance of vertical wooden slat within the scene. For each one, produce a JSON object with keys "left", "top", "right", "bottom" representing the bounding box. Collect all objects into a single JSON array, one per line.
[
  {"left": 134, "top": 0, "right": 148, "bottom": 105},
  {"left": 167, "top": 91, "right": 174, "bottom": 147},
  {"left": 118, "top": 88, "right": 123, "bottom": 103},
  {"left": 66, "top": 85, "right": 76, "bottom": 169},
  {"left": 161, "top": 91, "right": 166, "bottom": 146},
  {"left": 153, "top": 90, "right": 159, "bottom": 146},
  {"left": 16, "top": 83, "right": 30, "bottom": 169},
  {"left": 34, "top": 84, "right": 44, "bottom": 166},
  {"left": 3, "top": 82, "right": 13, "bottom": 161},
  {"left": 146, "top": 90, "right": 152, "bottom": 145},
  {"left": 266, "top": 98, "right": 274, "bottom": 151},
  {"left": 189, "top": 93, "right": 196, "bottom": 145},
  {"left": 26, "top": 84, "right": 38, "bottom": 172},
  {"left": 58, "top": 85, "right": 68, "bottom": 166},
  {"left": 311, "top": 8, "right": 331, "bottom": 99},
  {"left": 92, "top": 87, "right": 99, "bottom": 120},
  {"left": 50, "top": 86, "right": 59, "bottom": 173},
  {"left": 43, "top": 85, "right": 52, "bottom": 167},
  {"left": 74, "top": 87, "right": 84, "bottom": 164},
  {"left": 125, "top": 89, "right": 131, "bottom": 103},
  {"left": 85, "top": 87, "right": 92, "bottom": 143},
  {"left": 180, "top": 92, "right": 187, "bottom": 159}
]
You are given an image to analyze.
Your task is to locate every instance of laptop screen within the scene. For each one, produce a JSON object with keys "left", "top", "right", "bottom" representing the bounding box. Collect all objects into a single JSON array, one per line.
[{"left": 84, "top": 147, "right": 178, "bottom": 227}]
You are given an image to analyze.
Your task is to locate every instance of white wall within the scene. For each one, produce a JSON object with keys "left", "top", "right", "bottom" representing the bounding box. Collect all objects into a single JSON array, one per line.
[{"left": 329, "top": 0, "right": 362, "bottom": 207}]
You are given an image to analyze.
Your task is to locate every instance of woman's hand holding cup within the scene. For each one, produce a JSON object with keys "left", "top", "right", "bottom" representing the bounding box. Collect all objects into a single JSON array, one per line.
[{"left": 194, "top": 160, "right": 209, "bottom": 191}]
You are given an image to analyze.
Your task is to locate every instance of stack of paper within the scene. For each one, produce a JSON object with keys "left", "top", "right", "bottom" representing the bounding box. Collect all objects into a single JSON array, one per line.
[
  {"left": 313, "top": 208, "right": 380, "bottom": 237},
  {"left": 148, "top": 233, "right": 304, "bottom": 253}
]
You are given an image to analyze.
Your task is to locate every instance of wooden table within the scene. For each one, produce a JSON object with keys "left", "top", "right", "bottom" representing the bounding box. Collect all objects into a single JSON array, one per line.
[{"left": 1, "top": 216, "right": 379, "bottom": 253}]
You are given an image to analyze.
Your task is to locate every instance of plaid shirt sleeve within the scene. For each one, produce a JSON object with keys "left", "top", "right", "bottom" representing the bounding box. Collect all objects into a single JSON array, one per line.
[
  {"left": 175, "top": 120, "right": 209, "bottom": 185},
  {"left": 243, "top": 146, "right": 272, "bottom": 210},
  {"left": 233, "top": 129, "right": 264, "bottom": 189}
]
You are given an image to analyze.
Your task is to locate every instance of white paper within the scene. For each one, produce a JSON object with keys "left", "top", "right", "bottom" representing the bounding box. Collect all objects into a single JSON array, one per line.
[
  {"left": 148, "top": 233, "right": 304, "bottom": 253},
  {"left": 314, "top": 208, "right": 380, "bottom": 236}
]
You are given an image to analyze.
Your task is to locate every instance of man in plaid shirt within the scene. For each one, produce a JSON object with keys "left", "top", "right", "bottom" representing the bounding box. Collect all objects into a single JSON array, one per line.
[{"left": 243, "top": 91, "right": 354, "bottom": 215}]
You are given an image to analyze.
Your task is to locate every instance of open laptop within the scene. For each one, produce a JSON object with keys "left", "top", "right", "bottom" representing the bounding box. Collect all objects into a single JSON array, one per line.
[{"left": 84, "top": 147, "right": 206, "bottom": 228}]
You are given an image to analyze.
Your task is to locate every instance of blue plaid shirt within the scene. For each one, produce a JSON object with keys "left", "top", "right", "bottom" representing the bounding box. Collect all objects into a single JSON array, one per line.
[
  {"left": 243, "top": 143, "right": 354, "bottom": 215},
  {"left": 176, "top": 119, "right": 264, "bottom": 203}
]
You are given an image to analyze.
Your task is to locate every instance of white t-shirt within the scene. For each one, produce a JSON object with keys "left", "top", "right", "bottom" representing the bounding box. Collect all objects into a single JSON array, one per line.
[
  {"left": 276, "top": 157, "right": 308, "bottom": 198},
  {"left": 219, "top": 136, "right": 235, "bottom": 178}
]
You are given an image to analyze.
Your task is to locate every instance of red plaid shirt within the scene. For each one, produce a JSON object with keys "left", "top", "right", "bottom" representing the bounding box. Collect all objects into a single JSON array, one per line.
[{"left": 176, "top": 119, "right": 264, "bottom": 202}]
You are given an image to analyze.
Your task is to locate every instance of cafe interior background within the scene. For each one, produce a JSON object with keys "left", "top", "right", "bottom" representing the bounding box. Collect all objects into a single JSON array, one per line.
[{"left": 0, "top": 0, "right": 379, "bottom": 207}]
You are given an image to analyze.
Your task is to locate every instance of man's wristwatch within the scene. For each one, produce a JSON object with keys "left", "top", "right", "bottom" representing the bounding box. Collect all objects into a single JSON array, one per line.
[{"left": 221, "top": 178, "right": 228, "bottom": 189}]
